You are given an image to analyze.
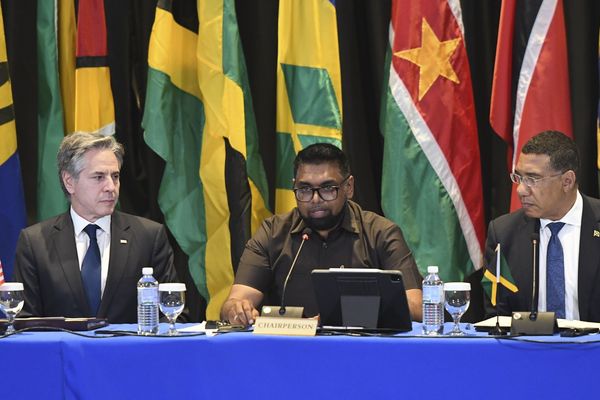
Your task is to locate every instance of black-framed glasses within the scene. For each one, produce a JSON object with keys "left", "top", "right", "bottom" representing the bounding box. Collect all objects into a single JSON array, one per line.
[
  {"left": 509, "top": 172, "right": 563, "bottom": 188},
  {"left": 293, "top": 175, "right": 350, "bottom": 202}
]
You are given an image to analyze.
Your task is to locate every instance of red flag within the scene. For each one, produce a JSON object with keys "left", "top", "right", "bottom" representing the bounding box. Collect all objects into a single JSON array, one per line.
[
  {"left": 74, "top": 0, "right": 115, "bottom": 135},
  {"left": 490, "top": 0, "right": 572, "bottom": 210},
  {"left": 381, "top": 0, "right": 485, "bottom": 280}
]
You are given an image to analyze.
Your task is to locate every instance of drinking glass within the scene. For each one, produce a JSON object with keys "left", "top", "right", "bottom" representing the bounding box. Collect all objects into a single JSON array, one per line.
[
  {"left": 0, "top": 282, "right": 25, "bottom": 334},
  {"left": 159, "top": 283, "right": 186, "bottom": 336},
  {"left": 444, "top": 282, "right": 471, "bottom": 336}
]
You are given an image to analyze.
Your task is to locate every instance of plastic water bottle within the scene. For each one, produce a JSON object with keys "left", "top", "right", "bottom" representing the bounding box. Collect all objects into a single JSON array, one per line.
[
  {"left": 422, "top": 266, "right": 444, "bottom": 335},
  {"left": 137, "top": 267, "right": 159, "bottom": 335}
]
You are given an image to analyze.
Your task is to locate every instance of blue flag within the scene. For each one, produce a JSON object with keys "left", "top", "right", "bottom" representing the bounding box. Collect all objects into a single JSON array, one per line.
[{"left": 0, "top": 5, "right": 27, "bottom": 280}]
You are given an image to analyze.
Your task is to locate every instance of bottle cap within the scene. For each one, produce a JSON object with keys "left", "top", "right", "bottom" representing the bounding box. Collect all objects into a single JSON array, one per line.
[
  {"left": 427, "top": 266, "right": 439, "bottom": 273},
  {"left": 142, "top": 267, "right": 154, "bottom": 275}
]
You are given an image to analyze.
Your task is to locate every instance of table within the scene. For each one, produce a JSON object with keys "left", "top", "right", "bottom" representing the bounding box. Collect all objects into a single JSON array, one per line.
[{"left": 2, "top": 322, "right": 598, "bottom": 399}]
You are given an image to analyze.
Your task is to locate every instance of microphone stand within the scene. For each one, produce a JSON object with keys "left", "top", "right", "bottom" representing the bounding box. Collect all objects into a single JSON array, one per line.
[
  {"left": 529, "top": 235, "right": 539, "bottom": 321},
  {"left": 279, "top": 229, "right": 311, "bottom": 316}
]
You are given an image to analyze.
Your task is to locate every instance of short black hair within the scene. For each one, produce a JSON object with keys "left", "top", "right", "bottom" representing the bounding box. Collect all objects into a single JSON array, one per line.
[
  {"left": 293, "top": 142, "right": 350, "bottom": 178},
  {"left": 521, "top": 130, "right": 579, "bottom": 177}
]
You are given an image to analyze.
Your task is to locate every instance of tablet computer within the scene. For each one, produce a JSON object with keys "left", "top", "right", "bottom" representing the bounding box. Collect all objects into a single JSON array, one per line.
[{"left": 311, "top": 268, "right": 412, "bottom": 332}]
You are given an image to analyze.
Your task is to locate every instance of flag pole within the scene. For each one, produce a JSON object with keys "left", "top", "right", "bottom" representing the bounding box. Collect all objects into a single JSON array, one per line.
[{"left": 489, "top": 243, "right": 507, "bottom": 336}]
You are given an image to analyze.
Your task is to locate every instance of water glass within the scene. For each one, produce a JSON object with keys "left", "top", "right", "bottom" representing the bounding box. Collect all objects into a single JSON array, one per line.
[
  {"left": 444, "top": 282, "right": 470, "bottom": 336},
  {"left": 159, "top": 283, "right": 186, "bottom": 336},
  {"left": 0, "top": 282, "right": 25, "bottom": 334}
]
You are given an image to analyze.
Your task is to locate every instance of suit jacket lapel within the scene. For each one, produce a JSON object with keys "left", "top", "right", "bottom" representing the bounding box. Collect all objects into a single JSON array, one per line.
[
  {"left": 577, "top": 196, "right": 600, "bottom": 320},
  {"left": 99, "top": 211, "right": 132, "bottom": 315},
  {"left": 52, "top": 213, "right": 89, "bottom": 310}
]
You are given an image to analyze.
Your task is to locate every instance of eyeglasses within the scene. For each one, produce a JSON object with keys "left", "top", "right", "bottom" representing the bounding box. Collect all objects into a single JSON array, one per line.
[
  {"left": 509, "top": 172, "right": 563, "bottom": 188},
  {"left": 293, "top": 176, "right": 350, "bottom": 202}
]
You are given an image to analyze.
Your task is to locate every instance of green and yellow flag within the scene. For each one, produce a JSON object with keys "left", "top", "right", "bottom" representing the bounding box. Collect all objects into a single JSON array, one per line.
[
  {"left": 275, "top": 0, "right": 343, "bottom": 213},
  {"left": 482, "top": 244, "right": 518, "bottom": 306},
  {"left": 36, "top": 0, "right": 114, "bottom": 220},
  {"left": 36, "top": 0, "right": 74, "bottom": 220},
  {"left": 143, "top": 0, "right": 270, "bottom": 319}
]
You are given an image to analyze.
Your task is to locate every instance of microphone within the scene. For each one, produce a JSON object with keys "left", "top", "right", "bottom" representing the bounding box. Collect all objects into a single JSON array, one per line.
[
  {"left": 529, "top": 232, "right": 540, "bottom": 321},
  {"left": 279, "top": 228, "right": 311, "bottom": 315},
  {"left": 510, "top": 230, "right": 556, "bottom": 335}
]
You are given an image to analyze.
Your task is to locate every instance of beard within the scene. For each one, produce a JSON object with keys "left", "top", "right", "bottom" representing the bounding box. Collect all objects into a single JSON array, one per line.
[{"left": 301, "top": 203, "right": 346, "bottom": 232}]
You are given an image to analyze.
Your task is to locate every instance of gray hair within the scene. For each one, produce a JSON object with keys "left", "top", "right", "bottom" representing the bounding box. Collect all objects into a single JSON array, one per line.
[{"left": 57, "top": 133, "right": 124, "bottom": 197}]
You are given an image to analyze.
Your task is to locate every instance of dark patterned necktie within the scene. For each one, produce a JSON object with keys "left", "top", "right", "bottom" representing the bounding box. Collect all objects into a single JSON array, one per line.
[
  {"left": 546, "top": 222, "right": 565, "bottom": 319},
  {"left": 81, "top": 224, "right": 101, "bottom": 315}
]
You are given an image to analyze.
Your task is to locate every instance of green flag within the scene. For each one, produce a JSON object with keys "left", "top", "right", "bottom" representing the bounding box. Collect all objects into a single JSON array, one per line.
[
  {"left": 482, "top": 244, "right": 518, "bottom": 306},
  {"left": 275, "top": 0, "right": 343, "bottom": 213},
  {"left": 143, "top": 0, "right": 270, "bottom": 319},
  {"left": 36, "top": 0, "right": 70, "bottom": 219},
  {"left": 380, "top": 1, "right": 486, "bottom": 281}
]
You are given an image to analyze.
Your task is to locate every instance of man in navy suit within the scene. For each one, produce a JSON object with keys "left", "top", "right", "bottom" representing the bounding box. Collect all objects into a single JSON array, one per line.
[
  {"left": 14, "top": 133, "right": 179, "bottom": 323},
  {"left": 485, "top": 131, "right": 600, "bottom": 321}
]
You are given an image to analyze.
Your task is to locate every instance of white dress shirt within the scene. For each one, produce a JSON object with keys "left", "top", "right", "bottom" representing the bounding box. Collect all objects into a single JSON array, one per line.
[
  {"left": 71, "top": 208, "right": 112, "bottom": 298},
  {"left": 538, "top": 191, "right": 582, "bottom": 320}
]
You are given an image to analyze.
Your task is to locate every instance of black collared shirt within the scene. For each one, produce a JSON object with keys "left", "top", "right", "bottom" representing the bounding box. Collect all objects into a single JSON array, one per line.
[{"left": 235, "top": 201, "right": 422, "bottom": 316}]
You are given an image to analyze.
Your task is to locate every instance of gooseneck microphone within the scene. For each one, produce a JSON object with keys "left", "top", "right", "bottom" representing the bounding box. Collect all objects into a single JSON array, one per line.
[
  {"left": 279, "top": 228, "right": 312, "bottom": 315},
  {"left": 529, "top": 232, "right": 540, "bottom": 321}
]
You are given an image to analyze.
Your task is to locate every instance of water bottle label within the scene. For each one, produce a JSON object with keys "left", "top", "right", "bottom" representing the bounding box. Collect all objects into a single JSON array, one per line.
[
  {"left": 422, "top": 286, "right": 443, "bottom": 303},
  {"left": 139, "top": 288, "right": 158, "bottom": 303}
]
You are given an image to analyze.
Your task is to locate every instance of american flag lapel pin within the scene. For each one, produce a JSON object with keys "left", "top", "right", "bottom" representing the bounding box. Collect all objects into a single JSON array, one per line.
[
  {"left": 593, "top": 230, "right": 600, "bottom": 238},
  {"left": 120, "top": 239, "right": 128, "bottom": 244}
]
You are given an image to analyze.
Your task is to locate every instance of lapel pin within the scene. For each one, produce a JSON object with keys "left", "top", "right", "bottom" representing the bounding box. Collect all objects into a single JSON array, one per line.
[
  {"left": 120, "top": 239, "right": 128, "bottom": 244},
  {"left": 593, "top": 230, "right": 600, "bottom": 238}
]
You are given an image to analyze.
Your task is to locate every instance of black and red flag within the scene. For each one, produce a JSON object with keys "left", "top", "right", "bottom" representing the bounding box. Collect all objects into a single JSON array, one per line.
[{"left": 490, "top": 0, "right": 572, "bottom": 210}]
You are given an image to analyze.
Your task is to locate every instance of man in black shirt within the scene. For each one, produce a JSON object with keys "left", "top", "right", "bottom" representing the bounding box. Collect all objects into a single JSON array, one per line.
[{"left": 221, "top": 143, "right": 422, "bottom": 325}]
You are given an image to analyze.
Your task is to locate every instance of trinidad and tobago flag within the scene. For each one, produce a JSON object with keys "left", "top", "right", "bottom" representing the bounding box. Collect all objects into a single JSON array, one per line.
[{"left": 490, "top": 0, "right": 573, "bottom": 210}]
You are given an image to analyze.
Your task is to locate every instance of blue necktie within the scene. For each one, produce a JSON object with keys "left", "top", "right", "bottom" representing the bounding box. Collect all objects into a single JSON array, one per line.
[
  {"left": 546, "top": 222, "right": 565, "bottom": 319},
  {"left": 81, "top": 224, "right": 101, "bottom": 316}
]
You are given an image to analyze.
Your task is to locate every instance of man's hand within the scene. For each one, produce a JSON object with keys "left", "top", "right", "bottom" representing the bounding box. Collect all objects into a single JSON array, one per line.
[
  {"left": 222, "top": 298, "right": 259, "bottom": 326},
  {"left": 220, "top": 284, "right": 264, "bottom": 326}
]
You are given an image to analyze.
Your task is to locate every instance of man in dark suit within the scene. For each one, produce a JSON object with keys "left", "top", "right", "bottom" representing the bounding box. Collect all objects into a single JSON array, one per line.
[
  {"left": 485, "top": 130, "right": 600, "bottom": 322},
  {"left": 14, "top": 133, "right": 179, "bottom": 323}
]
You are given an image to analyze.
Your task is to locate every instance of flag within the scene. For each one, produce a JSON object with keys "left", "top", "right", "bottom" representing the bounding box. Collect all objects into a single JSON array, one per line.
[
  {"left": 74, "top": 0, "right": 115, "bottom": 135},
  {"left": 275, "top": 0, "right": 343, "bottom": 213},
  {"left": 482, "top": 244, "right": 518, "bottom": 306},
  {"left": 37, "top": 0, "right": 115, "bottom": 220},
  {"left": 143, "top": 0, "right": 270, "bottom": 320},
  {"left": 0, "top": 260, "right": 4, "bottom": 285},
  {"left": 36, "top": 0, "right": 71, "bottom": 220},
  {"left": 380, "top": 0, "right": 485, "bottom": 282},
  {"left": 597, "top": 31, "right": 600, "bottom": 170},
  {"left": 490, "top": 0, "right": 572, "bottom": 210},
  {"left": 0, "top": 4, "right": 27, "bottom": 281}
]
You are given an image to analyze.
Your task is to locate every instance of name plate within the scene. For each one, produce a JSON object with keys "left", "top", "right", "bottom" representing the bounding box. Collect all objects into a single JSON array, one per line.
[{"left": 253, "top": 316, "right": 318, "bottom": 336}]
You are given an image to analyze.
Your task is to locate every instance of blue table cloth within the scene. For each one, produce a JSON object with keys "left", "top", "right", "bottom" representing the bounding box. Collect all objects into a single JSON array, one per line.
[{"left": 2, "top": 322, "right": 598, "bottom": 399}]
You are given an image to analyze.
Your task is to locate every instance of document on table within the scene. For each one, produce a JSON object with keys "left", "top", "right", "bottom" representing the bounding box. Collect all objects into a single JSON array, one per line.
[
  {"left": 475, "top": 316, "right": 600, "bottom": 330},
  {"left": 179, "top": 321, "right": 219, "bottom": 336}
]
